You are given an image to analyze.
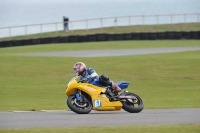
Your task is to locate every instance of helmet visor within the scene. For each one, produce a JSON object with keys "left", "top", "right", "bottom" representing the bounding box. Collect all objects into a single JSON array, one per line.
[{"left": 74, "top": 67, "right": 79, "bottom": 76}]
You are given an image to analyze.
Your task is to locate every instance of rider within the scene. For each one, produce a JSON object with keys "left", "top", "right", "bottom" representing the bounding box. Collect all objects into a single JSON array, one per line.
[{"left": 73, "top": 62, "right": 121, "bottom": 96}]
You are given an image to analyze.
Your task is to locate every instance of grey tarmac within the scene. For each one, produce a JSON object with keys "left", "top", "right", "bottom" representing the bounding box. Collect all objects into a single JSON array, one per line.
[
  {"left": 16, "top": 47, "right": 200, "bottom": 57},
  {"left": 0, "top": 108, "right": 200, "bottom": 129}
]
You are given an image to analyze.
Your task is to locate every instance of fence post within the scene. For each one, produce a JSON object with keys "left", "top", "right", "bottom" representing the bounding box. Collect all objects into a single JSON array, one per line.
[
  {"left": 100, "top": 18, "right": 103, "bottom": 31},
  {"left": 25, "top": 25, "right": 27, "bottom": 35},
  {"left": 71, "top": 21, "right": 73, "bottom": 32},
  {"left": 55, "top": 23, "right": 58, "bottom": 34},
  {"left": 156, "top": 15, "right": 159, "bottom": 24},
  {"left": 86, "top": 19, "right": 88, "bottom": 31},
  {"left": 114, "top": 17, "right": 117, "bottom": 28},
  {"left": 184, "top": 14, "right": 186, "bottom": 23},
  {"left": 142, "top": 15, "right": 145, "bottom": 25},
  {"left": 129, "top": 16, "right": 131, "bottom": 26},
  {"left": 170, "top": 14, "right": 173, "bottom": 24},
  {"left": 9, "top": 27, "right": 12, "bottom": 37},
  {"left": 40, "top": 24, "right": 43, "bottom": 34}
]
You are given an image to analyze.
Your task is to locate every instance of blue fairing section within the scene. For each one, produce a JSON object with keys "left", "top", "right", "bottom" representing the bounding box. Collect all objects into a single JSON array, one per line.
[{"left": 116, "top": 81, "right": 129, "bottom": 89}]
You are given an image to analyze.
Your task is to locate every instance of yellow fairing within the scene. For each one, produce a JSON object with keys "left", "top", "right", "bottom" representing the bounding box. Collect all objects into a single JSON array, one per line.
[{"left": 66, "top": 79, "right": 122, "bottom": 111}]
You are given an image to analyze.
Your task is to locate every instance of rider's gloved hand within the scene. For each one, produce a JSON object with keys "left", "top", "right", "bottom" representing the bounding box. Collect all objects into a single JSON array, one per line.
[
  {"left": 81, "top": 75, "right": 92, "bottom": 83},
  {"left": 81, "top": 77, "right": 88, "bottom": 82},
  {"left": 86, "top": 75, "right": 92, "bottom": 80}
]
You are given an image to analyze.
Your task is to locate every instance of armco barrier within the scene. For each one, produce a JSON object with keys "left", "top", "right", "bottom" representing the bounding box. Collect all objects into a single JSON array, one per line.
[
  {"left": 0, "top": 41, "right": 5, "bottom": 48},
  {"left": 96, "top": 34, "right": 106, "bottom": 41},
  {"left": 149, "top": 33, "right": 157, "bottom": 40},
  {"left": 13, "top": 40, "right": 24, "bottom": 46},
  {"left": 50, "top": 37, "right": 60, "bottom": 43},
  {"left": 0, "top": 31, "right": 199, "bottom": 48},
  {"left": 123, "top": 33, "right": 133, "bottom": 40},
  {"left": 60, "top": 36, "right": 69, "bottom": 43},
  {"left": 132, "top": 33, "right": 141, "bottom": 40},
  {"left": 69, "top": 35, "right": 79, "bottom": 42},
  {"left": 165, "top": 32, "right": 174, "bottom": 39},
  {"left": 141, "top": 33, "right": 149, "bottom": 40},
  {"left": 32, "top": 38, "right": 41, "bottom": 45},
  {"left": 41, "top": 37, "right": 50, "bottom": 44},
  {"left": 23, "top": 39, "right": 32, "bottom": 45},
  {"left": 174, "top": 32, "right": 182, "bottom": 39},
  {"left": 190, "top": 31, "right": 198, "bottom": 39},
  {"left": 115, "top": 34, "right": 124, "bottom": 40},
  {"left": 87, "top": 34, "right": 96, "bottom": 42},
  {"left": 157, "top": 32, "right": 165, "bottom": 39},
  {"left": 78, "top": 35, "right": 87, "bottom": 42},
  {"left": 4, "top": 41, "right": 14, "bottom": 47},
  {"left": 198, "top": 31, "right": 200, "bottom": 39},
  {"left": 182, "top": 32, "right": 191, "bottom": 39},
  {"left": 107, "top": 34, "right": 115, "bottom": 41}
]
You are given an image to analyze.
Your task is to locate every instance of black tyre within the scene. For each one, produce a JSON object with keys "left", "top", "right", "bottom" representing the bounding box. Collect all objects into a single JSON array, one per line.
[
  {"left": 121, "top": 92, "right": 144, "bottom": 113},
  {"left": 67, "top": 94, "right": 92, "bottom": 114}
]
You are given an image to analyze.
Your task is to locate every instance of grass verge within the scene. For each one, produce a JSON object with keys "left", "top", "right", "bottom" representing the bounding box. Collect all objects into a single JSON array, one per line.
[
  {"left": 0, "top": 40, "right": 200, "bottom": 111},
  {"left": 0, "top": 124, "right": 200, "bottom": 133}
]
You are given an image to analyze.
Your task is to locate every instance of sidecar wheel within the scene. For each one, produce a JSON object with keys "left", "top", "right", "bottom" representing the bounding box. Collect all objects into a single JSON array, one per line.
[
  {"left": 121, "top": 92, "right": 144, "bottom": 113},
  {"left": 67, "top": 94, "right": 92, "bottom": 114}
]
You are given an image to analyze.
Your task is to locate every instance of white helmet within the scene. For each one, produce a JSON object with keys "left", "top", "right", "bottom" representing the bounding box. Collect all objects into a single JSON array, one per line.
[{"left": 73, "top": 62, "right": 87, "bottom": 76}]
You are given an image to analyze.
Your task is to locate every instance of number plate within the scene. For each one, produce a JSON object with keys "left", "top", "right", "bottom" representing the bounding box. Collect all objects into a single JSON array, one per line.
[{"left": 93, "top": 100, "right": 102, "bottom": 108}]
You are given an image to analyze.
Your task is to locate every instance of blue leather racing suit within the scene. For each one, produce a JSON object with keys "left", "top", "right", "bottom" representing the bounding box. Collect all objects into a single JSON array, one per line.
[{"left": 79, "top": 68, "right": 99, "bottom": 84}]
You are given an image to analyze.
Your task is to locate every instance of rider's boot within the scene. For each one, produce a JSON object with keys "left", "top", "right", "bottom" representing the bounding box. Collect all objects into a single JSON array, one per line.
[
  {"left": 112, "top": 83, "right": 121, "bottom": 96},
  {"left": 105, "top": 89, "right": 114, "bottom": 97}
]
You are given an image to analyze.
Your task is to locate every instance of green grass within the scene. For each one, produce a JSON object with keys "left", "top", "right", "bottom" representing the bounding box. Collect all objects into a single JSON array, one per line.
[
  {"left": 0, "top": 124, "right": 200, "bottom": 133},
  {"left": 0, "top": 22, "right": 200, "bottom": 41},
  {"left": 0, "top": 40, "right": 200, "bottom": 111},
  {"left": 0, "top": 40, "right": 200, "bottom": 55}
]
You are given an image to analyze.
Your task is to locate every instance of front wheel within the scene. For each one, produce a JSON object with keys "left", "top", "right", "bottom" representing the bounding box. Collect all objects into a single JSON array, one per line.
[
  {"left": 67, "top": 94, "right": 92, "bottom": 114},
  {"left": 121, "top": 92, "right": 144, "bottom": 113}
]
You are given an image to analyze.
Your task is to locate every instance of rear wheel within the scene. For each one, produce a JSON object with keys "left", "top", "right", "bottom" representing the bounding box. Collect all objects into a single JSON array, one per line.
[
  {"left": 121, "top": 92, "right": 144, "bottom": 113},
  {"left": 67, "top": 94, "right": 92, "bottom": 114}
]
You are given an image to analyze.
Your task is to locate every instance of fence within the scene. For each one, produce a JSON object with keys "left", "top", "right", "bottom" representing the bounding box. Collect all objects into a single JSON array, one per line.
[{"left": 0, "top": 13, "right": 200, "bottom": 38}]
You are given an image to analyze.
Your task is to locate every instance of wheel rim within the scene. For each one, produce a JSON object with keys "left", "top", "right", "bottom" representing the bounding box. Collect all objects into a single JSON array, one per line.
[
  {"left": 70, "top": 96, "right": 91, "bottom": 110},
  {"left": 125, "top": 95, "right": 141, "bottom": 108}
]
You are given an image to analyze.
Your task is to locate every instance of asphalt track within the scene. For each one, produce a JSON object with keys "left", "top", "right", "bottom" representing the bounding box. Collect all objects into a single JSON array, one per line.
[
  {"left": 17, "top": 46, "right": 200, "bottom": 57},
  {"left": 0, "top": 108, "right": 200, "bottom": 129}
]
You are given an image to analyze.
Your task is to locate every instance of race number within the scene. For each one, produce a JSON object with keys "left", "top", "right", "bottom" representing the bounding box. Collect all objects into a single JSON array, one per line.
[{"left": 94, "top": 100, "right": 102, "bottom": 108}]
